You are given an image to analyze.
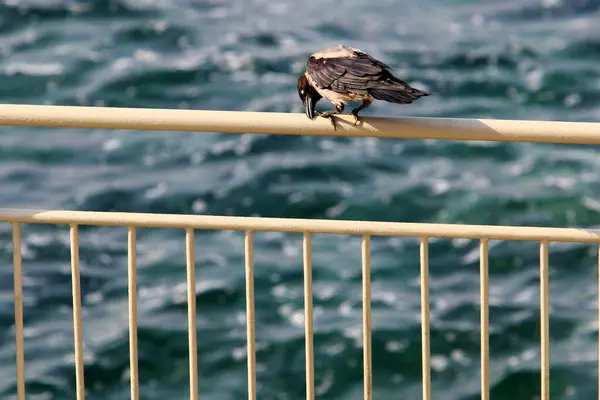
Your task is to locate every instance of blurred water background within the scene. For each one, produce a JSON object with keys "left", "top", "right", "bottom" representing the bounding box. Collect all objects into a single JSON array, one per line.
[{"left": 0, "top": 0, "right": 599, "bottom": 398}]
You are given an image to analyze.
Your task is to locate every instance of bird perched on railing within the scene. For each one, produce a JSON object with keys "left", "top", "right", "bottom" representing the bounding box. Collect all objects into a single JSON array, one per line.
[{"left": 297, "top": 44, "right": 430, "bottom": 129}]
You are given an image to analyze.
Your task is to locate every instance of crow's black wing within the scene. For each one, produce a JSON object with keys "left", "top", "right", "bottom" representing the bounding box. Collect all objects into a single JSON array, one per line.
[
  {"left": 306, "top": 52, "right": 430, "bottom": 104},
  {"left": 306, "top": 55, "right": 385, "bottom": 90}
]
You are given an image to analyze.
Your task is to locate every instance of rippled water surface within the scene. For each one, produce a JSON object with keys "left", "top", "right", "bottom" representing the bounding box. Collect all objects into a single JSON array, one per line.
[{"left": 1, "top": 0, "right": 600, "bottom": 399}]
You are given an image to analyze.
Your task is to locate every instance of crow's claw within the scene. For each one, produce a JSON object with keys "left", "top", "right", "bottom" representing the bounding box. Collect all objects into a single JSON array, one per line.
[
  {"left": 316, "top": 111, "right": 338, "bottom": 130},
  {"left": 344, "top": 111, "right": 360, "bottom": 126}
]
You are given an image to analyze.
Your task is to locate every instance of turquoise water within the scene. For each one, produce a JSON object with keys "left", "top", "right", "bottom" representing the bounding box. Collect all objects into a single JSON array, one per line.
[{"left": 0, "top": 0, "right": 600, "bottom": 398}]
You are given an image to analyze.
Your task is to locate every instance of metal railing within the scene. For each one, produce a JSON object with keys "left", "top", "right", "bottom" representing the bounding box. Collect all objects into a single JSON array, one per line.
[{"left": 3, "top": 104, "right": 600, "bottom": 400}]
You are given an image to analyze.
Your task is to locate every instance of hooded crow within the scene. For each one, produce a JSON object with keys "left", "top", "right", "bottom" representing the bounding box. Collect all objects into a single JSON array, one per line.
[{"left": 297, "top": 44, "right": 430, "bottom": 129}]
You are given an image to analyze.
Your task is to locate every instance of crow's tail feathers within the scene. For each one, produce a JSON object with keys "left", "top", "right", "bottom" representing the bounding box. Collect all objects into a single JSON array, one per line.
[{"left": 368, "top": 82, "right": 431, "bottom": 104}]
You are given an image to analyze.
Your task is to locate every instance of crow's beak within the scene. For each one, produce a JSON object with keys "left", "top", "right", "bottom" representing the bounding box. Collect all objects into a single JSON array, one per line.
[{"left": 305, "top": 93, "right": 316, "bottom": 119}]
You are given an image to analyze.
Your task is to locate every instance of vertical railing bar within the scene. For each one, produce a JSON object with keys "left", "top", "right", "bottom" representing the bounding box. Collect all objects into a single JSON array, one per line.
[
  {"left": 480, "top": 239, "right": 490, "bottom": 400},
  {"left": 598, "top": 244, "right": 600, "bottom": 400},
  {"left": 362, "top": 235, "right": 372, "bottom": 400},
  {"left": 127, "top": 227, "right": 139, "bottom": 400},
  {"left": 12, "top": 223, "right": 25, "bottom": 400},
  {"left": 186, "top": 228, "right": 199, "bottom": 400},
  {"left": 69, "top": 224, "right": 85, "bottom": 400},
  {"left": 540, "top": 240, "right": 549, "bottom": 400},
  {"left": 303, "top": 232, "right": 315, "bottom": 400},
  {"left": 245, "top": 230, "right": 257, "bottom": 400},
  {"left": 420, "top": 237, "right": 431, "bottom": 400}
]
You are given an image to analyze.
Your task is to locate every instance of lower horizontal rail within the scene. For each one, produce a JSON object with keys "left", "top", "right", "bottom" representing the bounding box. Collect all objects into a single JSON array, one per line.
[{"left": 0, "top": 209, "right": 599, "bottom": 243}]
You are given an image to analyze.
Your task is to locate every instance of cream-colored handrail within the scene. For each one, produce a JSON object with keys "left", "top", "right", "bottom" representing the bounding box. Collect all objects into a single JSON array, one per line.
[
  {"left": 0, "top": 104, "right": 599, "bottom": 144},
  {"left": 1, "top": 209, "right": 599, "bottom": 242}
]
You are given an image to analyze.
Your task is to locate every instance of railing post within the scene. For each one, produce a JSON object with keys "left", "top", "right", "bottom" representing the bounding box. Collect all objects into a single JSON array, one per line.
[
  {"left": 127, "top": 227, "right": 139, "bottom": 400},
  {"left": 362, "top": 235, "right": 372, "bottom": 400},
  {"left": 303, "top": 233, "right": 315, "bottom": 400},
  {"left": 186, "top": 228, "right": 199, "bottom": 400},
  {"left": 245, "top": 231, "right": 256, "bottom": 400},
  {"left": 12, "top": 223, "right": 25, "bottom": 400},
  {"left": 480, "top": 239, "right": 489, "bottom": 400},
  {"left": 540, "top": 241, "right": 549, "bottom": 400},
  {"left": 420, "top": 237, "right": 431, "bottom": 400},
  {"left": 69, "top": 224, "right": 85, "bottom": 399}
]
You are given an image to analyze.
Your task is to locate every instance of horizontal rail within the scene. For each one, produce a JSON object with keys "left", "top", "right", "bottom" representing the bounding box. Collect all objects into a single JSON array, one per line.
[
  {"left": 1, "top": 208, "right": 600, "bottom": 242},
  {"left": 0, "top": 104, "right": 600, "bottom": 144}
]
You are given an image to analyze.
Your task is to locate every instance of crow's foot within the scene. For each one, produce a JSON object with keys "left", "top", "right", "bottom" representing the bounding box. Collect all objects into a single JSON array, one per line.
[{"left": 316, "top": 109, "right": 341, "bottom": 130}]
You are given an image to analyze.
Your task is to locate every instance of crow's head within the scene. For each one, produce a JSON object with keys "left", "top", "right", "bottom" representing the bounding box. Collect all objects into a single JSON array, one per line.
[{"left": 297, "top": 74, "right": 321, "bottom": 119}]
